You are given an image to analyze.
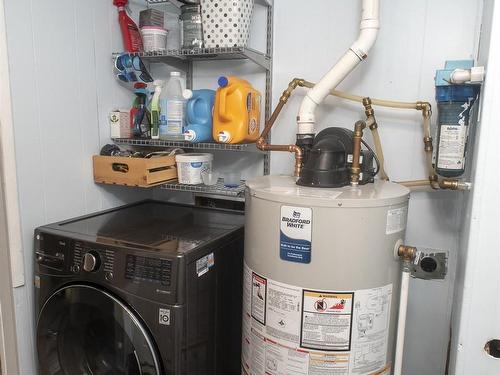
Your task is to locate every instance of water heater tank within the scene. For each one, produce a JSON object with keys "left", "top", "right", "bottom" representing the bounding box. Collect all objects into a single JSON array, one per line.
[{"left": 243, "top": 175, "right": 410, "bottom": 375}]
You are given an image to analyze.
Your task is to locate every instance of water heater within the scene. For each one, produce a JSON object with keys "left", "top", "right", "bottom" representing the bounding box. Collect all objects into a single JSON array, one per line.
[{"left": 242, "top": 176, "right": 409, "bottom": 375}]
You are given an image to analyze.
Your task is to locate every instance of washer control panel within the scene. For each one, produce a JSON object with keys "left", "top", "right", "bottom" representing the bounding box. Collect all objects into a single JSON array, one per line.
[
  {"left": 73, "top": 241, "right": 115, "bottom": 277},
  {"left": 125, "top": 255, "right": 172, "bottom": 287}
]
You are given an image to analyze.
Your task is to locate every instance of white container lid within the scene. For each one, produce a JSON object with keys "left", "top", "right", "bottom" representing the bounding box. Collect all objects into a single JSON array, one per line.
[{"left": 175, "top": 153, "right": 213, "bottom": 163}]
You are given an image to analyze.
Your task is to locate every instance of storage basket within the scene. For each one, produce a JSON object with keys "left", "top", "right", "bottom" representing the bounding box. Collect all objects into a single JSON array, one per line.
[
  {"left": 200, "top": 0, "right": 255, "bottom": 48},
  {"left": 93, "top": 155, "right": 177, "bottom": 187}
]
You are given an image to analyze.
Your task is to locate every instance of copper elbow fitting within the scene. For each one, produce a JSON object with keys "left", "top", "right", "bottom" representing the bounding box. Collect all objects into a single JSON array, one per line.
[
  {"left": 398, "top": 245, "right": 417, "bottom": 262},
  {"left": 417, "top": 101, "right": 432, "bottom": 117}
]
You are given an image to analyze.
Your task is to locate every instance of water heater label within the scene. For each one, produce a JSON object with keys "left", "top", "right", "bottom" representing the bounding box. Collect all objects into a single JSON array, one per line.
[
  {"left": 242, "top": 262, "right": 393, "bottom": 375},
  {"left": 386, "top": 207, "right": 408, "bottom": 234},
  {"left": 280, "top": 206, "right": 312, "bottom": 263},
  {"left": 301, "top": 291, "right": 354, "bottom": 351}
]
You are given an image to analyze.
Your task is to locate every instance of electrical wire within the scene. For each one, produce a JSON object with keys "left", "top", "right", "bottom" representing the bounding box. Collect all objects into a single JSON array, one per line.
[{"left": 360, "top": 139, "right": 380, "bottom": 177}]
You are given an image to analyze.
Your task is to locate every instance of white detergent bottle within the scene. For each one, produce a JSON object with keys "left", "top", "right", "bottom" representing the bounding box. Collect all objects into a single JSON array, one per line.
[
  {"left": 158, "top": 80, "right": 169, "bottom": 140},
  {"left": 165, "top": 71, "right": 185, "bottom": 140}
]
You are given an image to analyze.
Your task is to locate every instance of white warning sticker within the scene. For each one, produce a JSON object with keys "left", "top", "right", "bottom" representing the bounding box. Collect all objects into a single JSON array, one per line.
[
  {"left": 350, "top": 285, "right": 392, "bottom": 374},
  {"left": 266, "top": 280, "right": 302, "bottom": 346},
  {"left": 252, "top": 273, "right": 268, "bottom": 325},
  {"left": 386, "top": 207, "right": 408, "bottom": 235},
  {"left": 196, "top": 252, "right": 214, "bottom": 277},
  {"left": 301, "top": 291, "right": 354, "bottom": 351},
  {"left": 242, "top": 262, "right": 392, "bottom": 375}
]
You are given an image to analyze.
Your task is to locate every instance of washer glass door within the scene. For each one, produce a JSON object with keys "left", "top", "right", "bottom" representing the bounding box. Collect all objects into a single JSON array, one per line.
[{"left": 37, "top": 284, "right": 161, "bottom": 375}]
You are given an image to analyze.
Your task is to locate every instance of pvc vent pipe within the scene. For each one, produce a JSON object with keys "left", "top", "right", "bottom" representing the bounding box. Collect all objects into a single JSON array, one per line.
[{"left": 297, "top": 0, "right": 380, "bottom": 134}]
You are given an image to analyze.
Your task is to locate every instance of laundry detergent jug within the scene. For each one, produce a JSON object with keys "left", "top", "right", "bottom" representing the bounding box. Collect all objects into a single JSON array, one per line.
[
  {"left": 213, "top": 76, "right": 262, "bottom": 144},
  {"left": 184, "top": 89, "right": 216, "bottom": 143}
]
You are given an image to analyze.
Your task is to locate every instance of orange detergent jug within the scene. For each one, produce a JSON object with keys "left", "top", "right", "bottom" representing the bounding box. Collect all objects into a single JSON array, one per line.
[{"left": 213, "top": 76, "right": 262, "bottom": 144}]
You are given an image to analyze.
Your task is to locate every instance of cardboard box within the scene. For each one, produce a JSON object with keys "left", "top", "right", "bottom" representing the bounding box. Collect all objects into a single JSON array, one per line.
[{"left": 109, "top": 110, "right": 131, "bottom": 139}]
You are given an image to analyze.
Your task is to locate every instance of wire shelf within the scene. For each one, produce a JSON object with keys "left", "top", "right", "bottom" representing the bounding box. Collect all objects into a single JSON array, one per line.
[
  {"left": 160, "top": 179, "right": 246, "bottom": 197},
  {"left": 114, "top": 47, "right": 271, "bottom": 70},
  {"left": 113, "top": 138, "right": 260, "bottom": 152}
]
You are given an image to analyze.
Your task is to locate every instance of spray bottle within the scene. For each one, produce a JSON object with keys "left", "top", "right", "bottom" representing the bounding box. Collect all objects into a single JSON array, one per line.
[
  {"left": 113, "top": 0, "right": 143, "bottom": 53},
  {"left": 150, "top": 80, "right": 164, "bottom": 140}
]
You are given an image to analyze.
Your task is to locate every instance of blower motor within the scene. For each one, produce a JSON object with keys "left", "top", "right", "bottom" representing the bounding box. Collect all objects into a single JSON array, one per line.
[{"left": 296, "top": 127, "right": 377, "bottom": 188}]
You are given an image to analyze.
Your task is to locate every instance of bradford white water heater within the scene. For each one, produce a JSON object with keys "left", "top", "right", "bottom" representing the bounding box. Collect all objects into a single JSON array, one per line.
[{"left": 242, "top": 175, "right": 409, "bottom": 375}]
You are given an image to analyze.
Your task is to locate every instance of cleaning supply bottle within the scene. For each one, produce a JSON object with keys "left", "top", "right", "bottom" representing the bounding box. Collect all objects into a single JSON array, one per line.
[
  {"left": 150, "top": 80, "right": 164, "bottom": 140},
  {"left": 113, "top": 0, "right": 143, "bottom": 53},
  {"left": 213, "top": 76, "right": 262, "bottom": 144},
  {"left": 159, "top": 82, "right": 168, "bottom": 140},
  {"left": 184, "top": 89, "right": 216, "bottom": 143},
  {"left": 165, "top": 71, "right": 186, "bottom": 140}
]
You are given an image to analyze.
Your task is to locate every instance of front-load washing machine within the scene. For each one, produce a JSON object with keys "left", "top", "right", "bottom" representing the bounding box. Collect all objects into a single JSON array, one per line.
[{"left": 34, "top": 200, "right": 244, "bottom": 374}]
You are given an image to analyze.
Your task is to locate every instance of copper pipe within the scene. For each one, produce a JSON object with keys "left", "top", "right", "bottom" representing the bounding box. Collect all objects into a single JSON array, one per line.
[
  {"left": 397, "top": 178, "right": 471, "bottom": 190},
  {"left": 363, "top": 97, "right": 389, "bottom": 180},
  {"left": 256, "top": 78, "right": 307, "bottom": 177},
  {"left": 350, "top": 120, "right": 367, "bottom": 185}
]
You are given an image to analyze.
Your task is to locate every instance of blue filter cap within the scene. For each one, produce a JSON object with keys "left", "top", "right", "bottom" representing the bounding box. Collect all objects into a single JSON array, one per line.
[{"left": 218, "top": 76, "right": 229, "bottom": 87}]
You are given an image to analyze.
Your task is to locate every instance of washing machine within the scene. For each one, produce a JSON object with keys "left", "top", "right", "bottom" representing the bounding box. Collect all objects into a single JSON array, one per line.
[{"left": 34, "top": 200, "right": 244, "bottom": 375}]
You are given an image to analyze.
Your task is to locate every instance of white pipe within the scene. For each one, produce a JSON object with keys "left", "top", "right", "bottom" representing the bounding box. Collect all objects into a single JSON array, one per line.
[
  {"left": 297, "top": 0, "right": 380, "bottom": 134},
  {"left": 394, "top": 269, "right": 410, "bottom": 375}
]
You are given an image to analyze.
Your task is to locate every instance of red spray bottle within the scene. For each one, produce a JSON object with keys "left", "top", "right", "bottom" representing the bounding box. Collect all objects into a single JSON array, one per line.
[{"left": 113, "top": 0, "right": 143, "bottom": 52}]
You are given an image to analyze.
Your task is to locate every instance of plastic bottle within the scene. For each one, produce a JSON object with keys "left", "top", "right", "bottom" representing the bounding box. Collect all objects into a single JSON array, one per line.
[
  {"left": 150, "top": 80, "right": 164, "bottom": 140},
  {"left": 213, "top": 76, "right": 262, "bottom": 144},
  {"left": 165, "top": 72, "right": 186, "bottom": 140},
  {"left": 113, "top": 0, "right": 143, "bottom": 53},
  {"left": 159, "top": 82, "right": 168, "bottom": 140},
  {"left": 184, "top": 89, "right": 216, "bottom": 143}
]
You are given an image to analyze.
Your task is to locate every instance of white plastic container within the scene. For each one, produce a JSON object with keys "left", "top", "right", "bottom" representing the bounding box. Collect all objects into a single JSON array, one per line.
[
  {"left": 175, "top": 153, "right": 213, "bottom": 185},
  {"left": 140, "top": 26, "right": 168, "bottom": 52},
  {"left": 200, "top": 0, "right": 254, "bottom": 48}
]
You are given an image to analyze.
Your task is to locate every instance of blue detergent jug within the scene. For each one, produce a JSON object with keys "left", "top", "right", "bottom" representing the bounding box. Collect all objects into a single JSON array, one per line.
[{"left": 184, "top": 89, "right": 216, "bottom": 143}]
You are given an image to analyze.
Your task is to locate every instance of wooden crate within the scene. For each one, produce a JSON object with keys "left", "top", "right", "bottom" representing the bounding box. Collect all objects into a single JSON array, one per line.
[{"left": 93, "top": 155, "right": 177, "bottom": 188}]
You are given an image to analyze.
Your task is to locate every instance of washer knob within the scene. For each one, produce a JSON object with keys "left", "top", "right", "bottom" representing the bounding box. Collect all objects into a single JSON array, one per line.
[{"left": 83, "top": 252, "right": 100, "bottom": 272}]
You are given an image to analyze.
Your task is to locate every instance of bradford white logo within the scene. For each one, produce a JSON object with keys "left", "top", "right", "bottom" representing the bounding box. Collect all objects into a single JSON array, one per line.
[{"left": 282, "top": 211, "right": 311, "bottom": 229}]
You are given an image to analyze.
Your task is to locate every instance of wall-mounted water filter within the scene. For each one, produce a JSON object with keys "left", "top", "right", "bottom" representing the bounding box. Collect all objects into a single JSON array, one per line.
[{"left": 434, "top": 60, "right": 484, "bottom": 177}]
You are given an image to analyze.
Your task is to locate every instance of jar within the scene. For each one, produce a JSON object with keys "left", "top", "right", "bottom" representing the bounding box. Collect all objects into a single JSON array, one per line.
[{"left": 180, "top": 5, "right": 203, "bottom": 49}]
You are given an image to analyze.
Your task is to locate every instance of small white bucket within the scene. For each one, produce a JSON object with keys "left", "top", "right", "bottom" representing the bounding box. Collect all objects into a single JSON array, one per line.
[
  {"left": 175, "top": 153, "right": 213, "bottom": 185},
  {"left": 141, "top": 26, "right": 168, "bottom": 52}
]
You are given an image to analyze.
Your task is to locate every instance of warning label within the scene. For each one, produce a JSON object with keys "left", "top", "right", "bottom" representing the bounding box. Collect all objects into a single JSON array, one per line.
[
  {"left": 252, "top": 273, "right": 267, "bottom": 325},
  {"left": 301, "top": 291, "right": 354, "bottom": 351},
  {"left": 242, "top": 262, "right": 392, "bottom": 375}
]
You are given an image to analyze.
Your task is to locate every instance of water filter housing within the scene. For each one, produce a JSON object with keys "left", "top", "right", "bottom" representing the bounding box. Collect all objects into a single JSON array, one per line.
[
  {"left": 243, "top": 175, "right": 409, "bottom": 375},
  {"left": 435, "top": 60, "right": 482, "bottom": 177}
]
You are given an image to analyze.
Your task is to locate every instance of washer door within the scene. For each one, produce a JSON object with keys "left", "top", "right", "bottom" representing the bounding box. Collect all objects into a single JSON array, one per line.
[{"left": 37, "top": 284, "right": 161, "bottom": 375}]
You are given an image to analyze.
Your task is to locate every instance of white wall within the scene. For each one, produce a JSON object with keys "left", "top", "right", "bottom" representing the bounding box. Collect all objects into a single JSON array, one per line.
[
  {"left": 3, "top": 1, "right": 153, "bottom": 373},
  {"left": 271, "top": 1, "right": 482, "bottom": 374},
  {"left": 450, "top": 1, "right": 500, "bottom": 374}
]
